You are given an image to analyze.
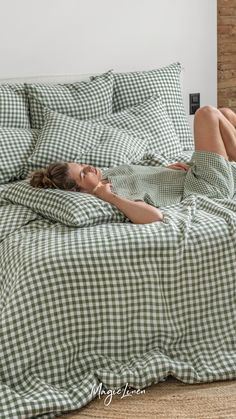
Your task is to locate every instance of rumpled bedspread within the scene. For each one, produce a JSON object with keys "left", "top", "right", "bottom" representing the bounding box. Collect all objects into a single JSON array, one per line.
[{"left": 0, "top": 181, "right": 236, "bottom": 417}]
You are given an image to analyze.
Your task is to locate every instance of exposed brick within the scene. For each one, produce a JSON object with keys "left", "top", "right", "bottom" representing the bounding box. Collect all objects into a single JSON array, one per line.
[{"left": 218, "top": 1, "right": 236, "bottom": 111}]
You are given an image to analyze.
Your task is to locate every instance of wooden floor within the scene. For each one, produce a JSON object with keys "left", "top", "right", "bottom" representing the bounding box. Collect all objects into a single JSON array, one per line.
[{"left": 59, "top": 376, "right": 236, "bottom": 418}]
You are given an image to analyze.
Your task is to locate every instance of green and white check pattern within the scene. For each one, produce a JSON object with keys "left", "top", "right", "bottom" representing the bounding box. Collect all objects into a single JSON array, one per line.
[
  {"left": 112, "top": 62, "right": 193, "bottom": 150},
  {"left": 1, "top": 180, "right": 128, "bottom": 227},
  {"left": 25, "top": 109, "right": 148, "bottom": 172},
  {"left": 183, "top": 150, "right": 235, "bottom": 200},
  {"left": 1, "top": 183, "right": 236, "bottom": 417},
  {"left": 25, "top": 71, "right": 114, "bottom": 129},
  {"left": 94, "top": 96, "right": 183, "bottom": 158},
  {"left": 0, "top": 201, "right": 40, "bottom": 239},
  {"left": 103, "top": 151, "right": 235, "bottom": 206},
  {"left": 8, "top": 151, "right": 235, "bottom": 227},
  {"left": 0, "top": 84, "right": 30, "bottom": 128},
  {"left": 0, "top": 128, "right": 38, "bottom": 184},
  {"left": 103, "top": 163, "right": 186, "bottom": 207}
]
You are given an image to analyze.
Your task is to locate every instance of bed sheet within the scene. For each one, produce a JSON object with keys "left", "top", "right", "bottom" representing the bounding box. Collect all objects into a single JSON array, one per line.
[{"left": 0, "top": 151, "right": 236, "bottom": 418}]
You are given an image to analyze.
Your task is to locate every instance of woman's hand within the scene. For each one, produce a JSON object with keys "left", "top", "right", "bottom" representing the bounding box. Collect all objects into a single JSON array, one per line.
[
  {"left": 90, "top": 180, "right": 114, "bottom": 202},
  {"left": 83, "top": 179, "right": 163, "bottom": 224},
  {"left": 166, "top": 162, "right": 190, "bottom": 171}
]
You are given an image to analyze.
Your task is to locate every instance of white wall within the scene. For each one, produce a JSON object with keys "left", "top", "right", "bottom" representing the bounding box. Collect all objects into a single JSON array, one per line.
[{"left": 0, "top": 0, "right": 217, "bottom": 128}]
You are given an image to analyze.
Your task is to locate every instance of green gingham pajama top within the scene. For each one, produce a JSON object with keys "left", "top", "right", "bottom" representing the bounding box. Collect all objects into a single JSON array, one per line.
[{"left": 102, "top": 151, "right": 235, "bottom": 207}]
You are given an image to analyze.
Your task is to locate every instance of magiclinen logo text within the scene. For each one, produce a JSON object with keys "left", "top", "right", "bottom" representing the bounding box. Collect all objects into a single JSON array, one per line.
[{"left": 91, "top": 383, "right": 145, "bottom": 406}]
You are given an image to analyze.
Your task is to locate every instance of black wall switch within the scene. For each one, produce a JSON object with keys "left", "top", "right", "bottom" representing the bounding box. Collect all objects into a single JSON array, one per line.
[{"left": 189, "top": 93, "right": 200, "bottom": 115}]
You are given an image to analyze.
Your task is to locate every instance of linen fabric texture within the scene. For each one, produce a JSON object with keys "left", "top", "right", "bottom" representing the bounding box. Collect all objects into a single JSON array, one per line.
[
  {"left": 25, "top": 108, "right": 148, "bottom": 172},
  {"left": 103, "top": 151, "right": 235, "bottom": 208},
  {"left": 94, "top": 96, "right": 183, "bottom": 158},
  {"left": 1, "top": 180, "right": 128, "bottom": 227},
  {"left": 25, "top": 71, "right": 114, "bottom": 129},
  {"left": 6, "top": 151, "right": 234, "bottom": 227},
  {"left": 25, "top": 95, "right": 183, "bottom": 173},
  {"left": 0, "top": 84, "right": 30, "bottom": 128},
  {"left": 1, "top": 180, "right": 236, "bottom": 417},
  {"left": 112, "top": 62, "right": 193, "bottom": 149},
  {"left": 0, "top": 128, "right": 38, "bottom": 184}
]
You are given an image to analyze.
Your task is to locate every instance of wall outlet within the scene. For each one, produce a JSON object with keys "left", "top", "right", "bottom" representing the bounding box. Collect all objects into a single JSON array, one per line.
[{"left": 189, "top": 93, "right": 200, "bottom": 115}]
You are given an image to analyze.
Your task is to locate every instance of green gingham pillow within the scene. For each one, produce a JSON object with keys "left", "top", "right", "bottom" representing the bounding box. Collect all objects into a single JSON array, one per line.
[
  {"left": 0, "top": 84, "right": 30, "bottom": 128},
  {"left": 0, "top": 128, "right": 38, "bottom": 184},
  {"left": 1, "top": 180, "right": 128, "bottom": 227},
  {"left": 94, "top": 96, "right": 183, "bottom": 158},
  {"left": 111, "top": 62, "right": 193, "bottom": 150},
  {"left": 25, "top": 109, "right": 147, "bottom": 172},
  {"left": 25, "top": 71, "right": 114, "bottom": 129}
]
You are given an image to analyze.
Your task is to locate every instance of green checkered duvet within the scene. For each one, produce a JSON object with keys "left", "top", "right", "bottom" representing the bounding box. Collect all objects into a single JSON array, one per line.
[{"left": 1, "top": 151, "right": 236, "bottom": 418}]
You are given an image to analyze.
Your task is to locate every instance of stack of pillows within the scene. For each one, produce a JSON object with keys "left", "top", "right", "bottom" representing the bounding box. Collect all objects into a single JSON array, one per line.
[{"left": 0, "top": 63, "right": 194, "bottom": 226}]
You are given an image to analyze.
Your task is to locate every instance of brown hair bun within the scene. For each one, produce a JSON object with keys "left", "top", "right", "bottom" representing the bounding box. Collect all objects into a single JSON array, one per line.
[
  {"left": 29, "top": 169, "right": 51, "bottom": 188},
  {"left": 29, "top": 162, "right": 78, "bottom": 191}
]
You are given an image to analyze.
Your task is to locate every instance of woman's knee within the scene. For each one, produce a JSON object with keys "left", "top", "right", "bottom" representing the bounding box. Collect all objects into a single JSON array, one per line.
[
  {"left": 219, "top": 107, "right": 231, "bottom": 114},
  {"left": 218, "top": 107, "right": 234, "bottom": 120},
  {"left": 193, "top": 106, "right": 221, "bottom": 145},
  {"left": 195, "top": 105, "right": 219, "bottom": 119}
]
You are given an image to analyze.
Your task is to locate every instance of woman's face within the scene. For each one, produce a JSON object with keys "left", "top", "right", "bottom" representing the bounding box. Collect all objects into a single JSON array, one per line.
[{"left": 68, "top": 163, "right": 102, "bottom": 192}]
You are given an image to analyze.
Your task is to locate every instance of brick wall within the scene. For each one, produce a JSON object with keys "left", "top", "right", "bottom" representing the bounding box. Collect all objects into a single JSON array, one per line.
[{"left": 218, "top": 0, "right": 236, "bottom": 110}]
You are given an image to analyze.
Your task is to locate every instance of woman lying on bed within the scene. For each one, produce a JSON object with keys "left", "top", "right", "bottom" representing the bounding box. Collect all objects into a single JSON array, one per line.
[{"left": 30, "top": 106, "right": 236, "bottom": 224}]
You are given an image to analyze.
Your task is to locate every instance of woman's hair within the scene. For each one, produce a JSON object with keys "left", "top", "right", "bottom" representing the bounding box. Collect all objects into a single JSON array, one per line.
[{"left": 29, "top": 162, "right": 79, "bottom": 191}]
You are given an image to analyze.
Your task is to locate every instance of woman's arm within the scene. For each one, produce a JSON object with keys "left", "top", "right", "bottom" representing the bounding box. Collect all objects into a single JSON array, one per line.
[
  {"left": 108, "top": 194, "right": 163, "bottom": 224},
  {"left": 91, "top": 182, "right": 163, "bottom": 224}
]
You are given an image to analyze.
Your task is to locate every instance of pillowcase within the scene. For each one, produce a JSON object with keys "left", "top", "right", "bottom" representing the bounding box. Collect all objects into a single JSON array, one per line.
[
  {"left": 25, "top": 71, "right": 114, "bottom": 129},
  {"left": 0, "top": 84, "right": 30, "bottom": 128},
  {"left": 94, "top": 96, "right": 183, "bottom": 157},
  {"left": 0, "top": 128, "right": 38, "bottom": 184},
  {"left": 111, "top": 62, "right": 193, "bottom": 150},
  {"left": 1, "top": 180, "right": 128, "bottom": 227},
  {"left": 25, "top": 109, "right": 148, "bottom": 172}
]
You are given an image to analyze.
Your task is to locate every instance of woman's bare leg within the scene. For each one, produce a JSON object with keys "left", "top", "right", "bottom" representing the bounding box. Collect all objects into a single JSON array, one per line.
[
  {"left": 218, "top": 107, "right": 236, "bottom": 160},
  {"left": 219, "top": 107, "right": 236, "bottom": 128},
  {"left": 194, "top": 106, "right": 236, "bottom": 161},
  {"left": 194, "top": 106, "right": 228, "bottom": 159}
]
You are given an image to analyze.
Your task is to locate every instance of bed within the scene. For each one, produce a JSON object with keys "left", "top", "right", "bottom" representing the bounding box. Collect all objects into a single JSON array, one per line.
[{"left": 0, "top": 64, "right": 236, "bottom": 418}]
